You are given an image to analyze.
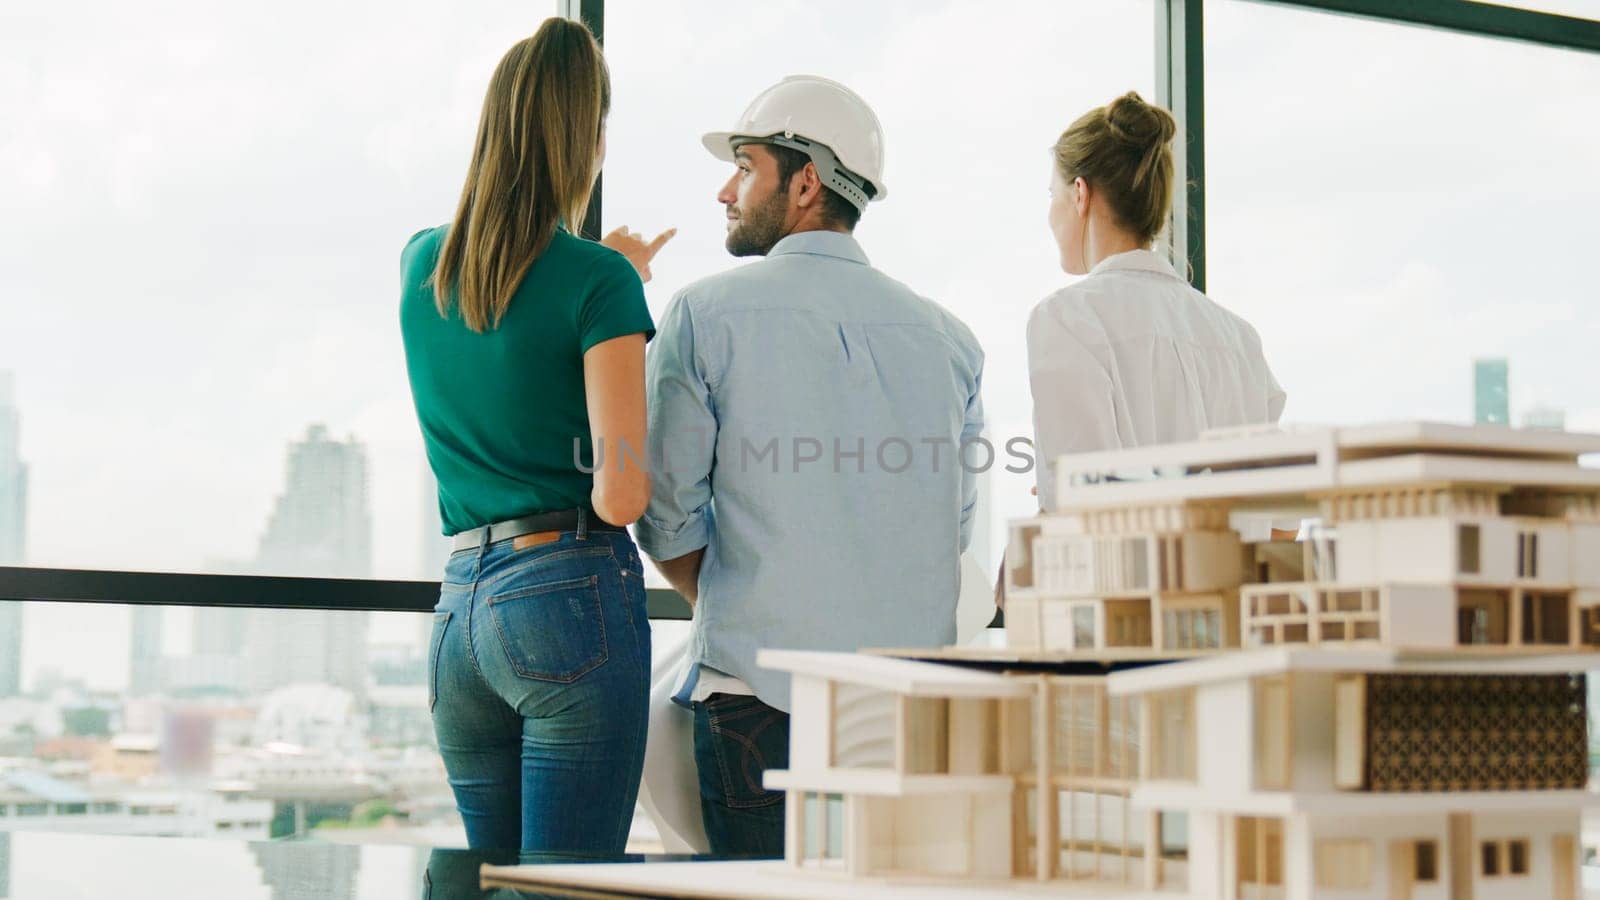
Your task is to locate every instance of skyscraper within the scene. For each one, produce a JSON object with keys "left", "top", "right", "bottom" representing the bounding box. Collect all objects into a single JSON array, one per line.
[
  {"left": 1473, "top": 357, "right": 1509, "bottom": 425},
  {"left": 246, "top": 425, "right": 372, "bottom": 698},
  {"left": 1522, "top": 406, "right": 1566, "bottom": 431},
  {"left": 257, "top": 424, "right": 372, "bottom": 578},
  {"left": 0, "top": 371, "right": 27, "bottom": 698},
  {"left": 129, "top": 605, "right": 164, "bottom": 696}
]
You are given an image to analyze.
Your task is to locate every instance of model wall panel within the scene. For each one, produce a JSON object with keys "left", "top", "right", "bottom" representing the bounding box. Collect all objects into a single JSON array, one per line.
[
  {"left": 1308, "top": 811, "right": 1449, "bottom": 900},
  {"left": 1282, "top": 812, "right": 1314, "bottom": 900},
  {"left": 1288, "top": 672, "right": 1336, "bottom": 794},
  {"left": 970, "top": 791, "right": 1012, "bottom": 879},
  {"left": 1474, "top": 517, "right": 1519, "bottom": 583},
  {"left": 1572, "top": 523, "right": 1600, "bottom": 587},
  {"left": 1196, "top": 681, "right": 1250, "bottom": 797},
  {"left": 789, "top": 676, "right": 832, "bottom": 771},
  {"left": 1187, "top": 810, "right": 1223, "bottom": 900},
  {"left": 1006, "top": 596, "right": 1041, "bottom": 650},
  {"left": 862, "top": 795, "right": 895, "bottom": 874},
  {"left": 887, "top": 794, "right": 972, "bottom": 877},
  {"left": 1333, "top": 521, "right": 1380, "bottom": 584},
  {"left": 1180, "top": 531, "right": 1244, "bottom": 592},
  {"left": 1382, "top": 584, "right": 1457, "bottom": 648},
  {"left": 1374, "top": 518, "right": 1458, "bottom": 583},
  {"left": 1472, "top": 810, "right": 1578, "bottom": 900},
  {"left": 1525, "top": 522, "right": 1570, "bottom": 587},
  {"left": 1040, "top": 600, "right": 1076, "bottom": 650}
]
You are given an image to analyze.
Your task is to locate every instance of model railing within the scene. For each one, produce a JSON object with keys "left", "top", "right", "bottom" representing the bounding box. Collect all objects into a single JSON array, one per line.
[{"left": 1243, "top": 583, "right": 1381, "bottom": 647}]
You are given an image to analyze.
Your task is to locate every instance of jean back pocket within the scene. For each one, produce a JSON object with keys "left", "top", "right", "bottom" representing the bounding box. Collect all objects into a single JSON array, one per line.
[
  {"left": 427, "top": 610, "right": 451, "bottom": 712},
  {"left": 486, "top": 574, "right": 609, "bottom": 683}
]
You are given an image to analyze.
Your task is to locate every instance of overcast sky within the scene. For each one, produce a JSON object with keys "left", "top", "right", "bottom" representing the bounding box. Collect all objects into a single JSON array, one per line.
[{"left": 3, "top": 0, "right": 1598, "bottom": 689}]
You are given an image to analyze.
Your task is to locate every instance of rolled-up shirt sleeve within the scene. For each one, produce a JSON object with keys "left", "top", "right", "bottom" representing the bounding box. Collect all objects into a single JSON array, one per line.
[{"left": 635, "top": 292, "right": 716, "bottom": 561}]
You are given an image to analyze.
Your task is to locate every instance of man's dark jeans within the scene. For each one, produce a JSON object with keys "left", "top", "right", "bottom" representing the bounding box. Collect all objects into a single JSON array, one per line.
[{"left": 692, "top": 692, "right": 790, "bottom": 857}]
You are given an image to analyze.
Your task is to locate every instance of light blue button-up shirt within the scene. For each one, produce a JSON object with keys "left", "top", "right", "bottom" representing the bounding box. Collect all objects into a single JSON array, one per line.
[{"left": 635, "top": 230, "right": 985, "bottom": 711}]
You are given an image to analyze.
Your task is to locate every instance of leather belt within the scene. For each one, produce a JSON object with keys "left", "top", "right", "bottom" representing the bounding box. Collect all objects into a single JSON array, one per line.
[{"left": 451, "top": 508, "right": 623, "bottom": 552}]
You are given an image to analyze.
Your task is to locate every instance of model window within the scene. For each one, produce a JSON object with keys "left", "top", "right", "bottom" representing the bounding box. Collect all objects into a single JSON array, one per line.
[
  {"left": 1458, "top": 524, "right": 1480, "bottom": 574},
  {"left": 1508, "top": 839, "right": 1529, "bottom": 875},
  {"left": 1415, "top": 840, "right": 1439, "bottom": 882},
  {"left": 1517, "top": 532, "right": 1539, "bottom": 578},
  {"left": 1072, "top": 605, "right": 1095, "bottom": 649},
  {"left": 1481, "top": 838, "right": 1529, "bottom": 877},
  {"left": 1149, "top": 690, "right": 1195, "bottom": 781}
]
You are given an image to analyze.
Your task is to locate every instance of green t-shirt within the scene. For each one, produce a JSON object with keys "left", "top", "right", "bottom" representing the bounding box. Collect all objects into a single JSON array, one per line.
[{"left": 400, "top": 225, "right": 655, "bottom": 535}]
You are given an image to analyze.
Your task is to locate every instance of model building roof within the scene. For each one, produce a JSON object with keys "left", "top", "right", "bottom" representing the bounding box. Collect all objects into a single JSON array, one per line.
[
  {"left": 1106, "top": 644, "right": 1600, "bottom": 695},
  {"left": 1051, "top": 421, "right": 1600, "bottom": 511},
  {"left": 756, "top": 650, "right": 1035, "bottom": 698}
]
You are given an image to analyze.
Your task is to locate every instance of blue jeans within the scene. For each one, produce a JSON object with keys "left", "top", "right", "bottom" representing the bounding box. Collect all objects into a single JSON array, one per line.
[
  {"left": 430, "top": 525, "right": 650, "bottom": 854},
  {"left": 693, "top": 693, "right": 789, "bottom": 857}
]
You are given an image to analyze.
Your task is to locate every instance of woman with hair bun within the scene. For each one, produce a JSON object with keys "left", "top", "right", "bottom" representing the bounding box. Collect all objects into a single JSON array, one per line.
[{"left": 1028, "top": 91, "right": 1286, "bottom": 509}]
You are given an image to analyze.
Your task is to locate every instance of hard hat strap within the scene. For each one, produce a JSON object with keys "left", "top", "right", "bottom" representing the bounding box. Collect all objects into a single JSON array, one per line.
[{"left": 731, "top": 134, "right": 875, "bottom": 213}]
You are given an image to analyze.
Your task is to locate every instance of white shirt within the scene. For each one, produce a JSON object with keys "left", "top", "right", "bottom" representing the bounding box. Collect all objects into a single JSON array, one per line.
[{"left": 1027, "top": 249, "right": 1286, "bottom": 510}]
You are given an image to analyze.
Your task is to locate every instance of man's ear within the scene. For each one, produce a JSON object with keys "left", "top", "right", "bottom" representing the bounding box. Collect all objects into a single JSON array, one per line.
[{"left": 795, "top": 162, "right": 823, "bottom": 208}]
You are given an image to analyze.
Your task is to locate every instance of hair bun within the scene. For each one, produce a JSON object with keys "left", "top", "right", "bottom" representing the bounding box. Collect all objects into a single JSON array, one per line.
[{"left": 1105, "top": 91, "right": 1177, "bottom": 150}]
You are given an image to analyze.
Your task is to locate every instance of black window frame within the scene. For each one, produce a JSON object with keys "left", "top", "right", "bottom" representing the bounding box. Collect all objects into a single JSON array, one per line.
[{"left": 6, "top": 0, "right": 1598, "bottom": 625}]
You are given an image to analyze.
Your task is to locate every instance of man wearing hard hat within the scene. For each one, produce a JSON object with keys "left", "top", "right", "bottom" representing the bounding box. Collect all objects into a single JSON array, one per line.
[{"left": 635, "top": 76, "right": 986, "bottom": 856}]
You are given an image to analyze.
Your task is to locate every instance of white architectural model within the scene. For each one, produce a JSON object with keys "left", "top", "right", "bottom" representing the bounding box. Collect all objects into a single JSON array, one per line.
[
  {"left": 481, "top": 422, "right": 1600, "bottom": 899},
  {"left": 761, "top": 423, "right": 1600, "bottom": 899}
]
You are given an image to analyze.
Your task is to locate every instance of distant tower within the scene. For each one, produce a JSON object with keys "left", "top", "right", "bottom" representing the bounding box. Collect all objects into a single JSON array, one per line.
[
  {"left": 246, "top": 425, "right": 372, "bottom": 699},
  {"left": 256, "top": 424, "right": 372, "bottom": 578},
  {"left": 129, "top": 605, "right": 164, "bottom": 696},
  {"left": 1521, "top": 406, "right": 1566, "bottom": 431},
  {"left": 0, "top": 371, "right": 27, "bottom": 697},
  {"left": 1473, "top": 358, "right": 1509, "bottom": 425}
]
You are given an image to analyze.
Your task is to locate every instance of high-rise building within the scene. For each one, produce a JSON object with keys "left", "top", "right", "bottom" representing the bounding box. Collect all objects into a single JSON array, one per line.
[
  {"left": 0, "top": 372, "right": 27, "bottom": 698},
  {"left": 1473, "top": 357, "right": 1509, "bottom": 425},
  {"left": 129, "top": 605, "right": 164, "bottom": 696},
  {"left": 1522, "top": 405, "right": 1566, "bottom": 431},
  {"left": 246, "top": 425, "right": 373, "bottom": 698},
  {"left": 256, "top": 424, "right": 371, "bottom": 578}
]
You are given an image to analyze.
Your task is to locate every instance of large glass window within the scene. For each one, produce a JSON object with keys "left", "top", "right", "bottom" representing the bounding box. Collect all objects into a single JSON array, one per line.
[
  {"left": 602, "top": 0, "right": 1157, "bottom": 572},
  {"left": 1205, "top": 0, "right": 1600, "bottom": 431}
]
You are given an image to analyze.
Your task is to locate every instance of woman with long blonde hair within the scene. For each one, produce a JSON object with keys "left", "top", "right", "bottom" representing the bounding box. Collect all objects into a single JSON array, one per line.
[{"left": 400, "top": 17, "right": 671, "bottom": 853}]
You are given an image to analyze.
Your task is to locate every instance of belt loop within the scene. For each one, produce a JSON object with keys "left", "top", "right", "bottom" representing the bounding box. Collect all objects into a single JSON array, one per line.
[
  {"left": 476, "top": 524, "right": 491, "bottom": 563},
  {"left": 577, "top": 507, "right": 589, "bottom": 541}
]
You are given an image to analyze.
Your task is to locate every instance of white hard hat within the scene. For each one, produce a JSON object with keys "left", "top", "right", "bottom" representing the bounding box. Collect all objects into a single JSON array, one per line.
[{"left": 702, "top": 75, "right": 888, "bottom": 210}]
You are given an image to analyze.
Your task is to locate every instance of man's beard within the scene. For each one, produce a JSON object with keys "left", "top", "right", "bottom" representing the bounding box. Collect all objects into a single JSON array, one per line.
[{"left": 724, "top": 189, "right": 789, "bottom": 257}]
